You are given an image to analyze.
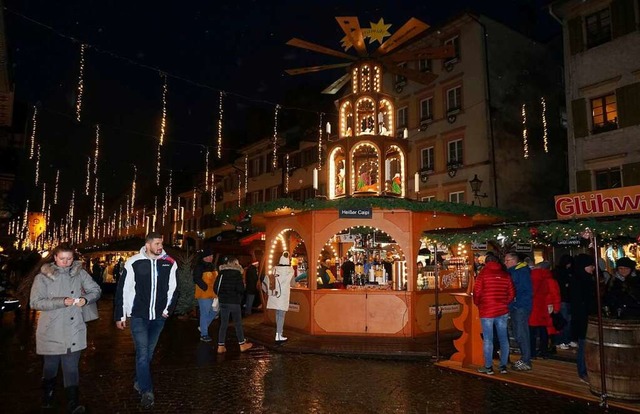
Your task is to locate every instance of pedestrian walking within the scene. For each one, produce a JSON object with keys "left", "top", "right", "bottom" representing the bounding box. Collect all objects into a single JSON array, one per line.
[
  {"left": 504, "top": 252, "right": 533, "bottom": 371},
  {"left": 215, "top": 256, "right": 253, "bottom": 354},
  {"left": 267, "top": 252, "right": 295, "bottom": 343},
  {"left": 193, "top": 248, "right": 218, "bottom": 342},
  {"left": 569, "top": 253, "right": 596, "bottom": 383},
  {"left": 29, "top": 244, "right": 102, "bottom": 413},
  {"left": 473, "top": 254, "right": 514, "bottom": 375},
  {"left": 114, "top": 232, "right": 177, "bottom": 409}
]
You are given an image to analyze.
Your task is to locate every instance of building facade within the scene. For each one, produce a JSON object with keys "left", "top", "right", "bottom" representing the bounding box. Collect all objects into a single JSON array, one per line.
[{"left": 550, "top": 0, "right": 640, "bottom": 192}]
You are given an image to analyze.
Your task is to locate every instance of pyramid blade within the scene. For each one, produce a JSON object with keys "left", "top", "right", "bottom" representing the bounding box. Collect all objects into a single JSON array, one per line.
[
  {"left": 335, "top": 16, "right": 367, "bottom": 57},
  {"left": 286, "top": 38, "right": 357, "bottom": 61},
  {"left": 285, "top": 62, "right": 352, "bottom": 76},
  {"left": 385, "top": 64, "right": 437, "bottom": 86},
  {"left": 374, "top": 18, "right": 429, "bottom": 57},
  {"left": 383, "top": 45, "right": 456, "bottom": 63},
  {"left": 322, "top": 73, "right": 351, "bottom": 94}
]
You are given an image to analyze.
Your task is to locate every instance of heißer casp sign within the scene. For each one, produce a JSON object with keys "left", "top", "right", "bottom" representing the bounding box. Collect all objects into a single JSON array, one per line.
[
  {"left": 339, "top": 208, "right": 372, "bottom": 219},
  {"left": 554, "top": 185, "right": 640, "bottom": 219}
]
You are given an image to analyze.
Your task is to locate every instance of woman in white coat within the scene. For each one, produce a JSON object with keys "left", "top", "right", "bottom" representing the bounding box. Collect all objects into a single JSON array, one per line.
[{"left": 266, "top": 252, "right": 295, "bottom": 342}]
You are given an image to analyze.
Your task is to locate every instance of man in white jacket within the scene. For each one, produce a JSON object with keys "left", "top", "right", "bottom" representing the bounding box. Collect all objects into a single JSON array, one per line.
[{"left": 266, "top": 252, "right": 295, "bottom": 342}]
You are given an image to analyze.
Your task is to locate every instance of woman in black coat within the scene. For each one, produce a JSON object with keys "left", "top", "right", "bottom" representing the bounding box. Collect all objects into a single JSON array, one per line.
[
  {"left": 215, "top": 256, "right": 253, "bottom": 354},
  {"left": 569, "top": 254, "right": 596, "bottom": 382}
]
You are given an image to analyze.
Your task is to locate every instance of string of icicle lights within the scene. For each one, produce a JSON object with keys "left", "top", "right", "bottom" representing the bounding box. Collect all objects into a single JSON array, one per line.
[
  {"left": 318, "top": 112, "right": 323, "bottom": 171},
  {"left": 541, "top": 97, "right": 549, "bottom": 153},
  {"left": 521, "top": 103, "right": 529, "bottom": 159},
  {"left": 76, "top": 44, "right": 87, "bottom": 122},
  {"left": 94, "top": 125, "right": 100, "bottom": 174},
  {"left": 29, "top": 105, "right": 37, "bottom": 159},
  {"left": 272, "top": 104, "right": 280, "bottom": 170},
  {"left": 85, "top": 157, "right": 91, "bottom": 195},
  {"left": 34, "top": 144, "right": 40, "bottom": 185},
  {"left": 205, "top": 147, "right": 209, "bottom": 192},
  {"left": 53, "top": 170, "right": 59, "bottom": 205},
  {"left": 211, "top": 173, "right": 216, "bottom": 214},
  {"left": 157, "top": 73, "right": 168, "bottom": 186},
  {"left": 217, "top": 91, "right": 224, "bottom": 159}
]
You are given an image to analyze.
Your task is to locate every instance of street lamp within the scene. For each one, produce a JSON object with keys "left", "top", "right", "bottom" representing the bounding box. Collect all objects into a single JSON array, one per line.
[{"left": 469, "top": 174, "right": 488, "bottom": 205}]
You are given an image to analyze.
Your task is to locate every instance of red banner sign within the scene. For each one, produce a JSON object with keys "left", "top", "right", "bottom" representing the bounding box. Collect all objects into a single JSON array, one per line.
[{"left": 555, "top": 186, "right": 640, "bottom": 219}]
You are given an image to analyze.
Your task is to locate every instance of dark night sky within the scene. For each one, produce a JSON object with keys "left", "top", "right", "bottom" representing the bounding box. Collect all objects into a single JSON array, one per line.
[{"left": 4, "top": 0, "right": 558, "bottom": 216}]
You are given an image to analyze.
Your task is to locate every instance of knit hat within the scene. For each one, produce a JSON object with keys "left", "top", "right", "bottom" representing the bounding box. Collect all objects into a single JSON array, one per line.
[
  {"left": 616, "top": 256, "right": 637, "bottom": 270},
  {"left": 201, "top": 248, "right": 214, "bottom": 258},
  {"left": 574, "top": 254, "right": 595, "bottom": 271}
]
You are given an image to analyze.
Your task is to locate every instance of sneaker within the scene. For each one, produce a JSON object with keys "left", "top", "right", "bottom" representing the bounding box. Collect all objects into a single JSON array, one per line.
[
  {"left": 200, "top": 335, "right": 212, "bottom": 342},
  {"left": 477, "top": 366, "right": 494, "bottom": 375},
  {"left": 557, "top": 343, "right": 570, "bottom": 350},
  {"left": 499, "top": 366, "right": 508, "bottom": 374},
  {"left": 140, "top": 392, "right": 154, "bottom": 409},
  {"left": 569, "top": 341, "right": 578, "bottom": 348},
  {"left": 512, "top": 360, "right": 532, "bottom": 371}
]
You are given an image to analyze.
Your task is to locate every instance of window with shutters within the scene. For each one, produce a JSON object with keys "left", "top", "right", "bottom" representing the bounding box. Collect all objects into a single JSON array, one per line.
[
  {"left": 590, "top": 93, "right": 618, "bottom": 133},
  {"left": 586, "top": 8, "right": 612, "bottom": 48},
  {"left": 595, "top": 168, "right": 622, "bottom": 189}
]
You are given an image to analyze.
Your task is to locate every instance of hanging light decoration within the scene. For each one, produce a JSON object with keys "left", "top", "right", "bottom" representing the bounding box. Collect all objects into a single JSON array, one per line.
[
  {"left": 285, "top": 153, "right": 290, "bottom": 194},
  {"left": 272, "top": 104, "right": 280, "bottom": 170},
  {"left": 217, "top": 91, "right": 224, "bottom": 159},
  {"left": 211, "top": 173, "right": 216, "bottom": 214},
  {"left": 76, "top": 44, "right": 87, "bottom": 122},
  {"left": 69, "top": 190, "right": 75, "bottom": 230},
  {"left": 53, "top": 170, "right": 60, "bottom": 205},
  {"left": 34, "top": 144, "right": 41, "bottom": 185},
  {"left": 94, "top": 125, "right": 100, "bottom": 174},
  {"left": 237, "top": 173, "right": 241, "bottom": 208},
  {"left": 100, "top": 192, "right": 105, "bottom": 221},
  {"left": 541, "top": 97, "right": 549, "bottom": 153},
  {"left": 41, "top": 182, "right": 46, "bottom": 212},
  {"left": 93, "top": 176, "right": 99, "bottom": 237},
  {"left": 29, "top": 105, "right": 37, "bottom": 159},
  {"left": 167, "top": 169, "right": 172, "bottom": 213},
  {"left": 157, "top": 73, "right": 168, "bottom": 186},
  {"left": 192, "top": 188, "right": 197, "bottom": 215},
  {"left": 244, "top": 154, "right": 249, "bottom": 195},
  {"left": 205, "top": 147, "right": 210, "bottom": 192},
  {"left": 85, "top": 157, "right": 91, "bottom": 195},
  {"left": 318, "top": 112, "right": 323, "bottom": 170},
  {"left": 131, "top": 165, "right": 137, "bottom": 215},
  {"left": 521, "top": 103, "right": 529, "bottom": 159}
]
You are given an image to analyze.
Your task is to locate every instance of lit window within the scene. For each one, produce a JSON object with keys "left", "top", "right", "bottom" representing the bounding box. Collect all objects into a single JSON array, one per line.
[{"left": 591, "top": 94, "right": 617, "bottom": 133}]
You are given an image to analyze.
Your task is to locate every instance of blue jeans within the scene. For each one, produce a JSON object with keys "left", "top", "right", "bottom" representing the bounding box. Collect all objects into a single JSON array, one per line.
[
  {"left": 510, "top": 308, "right": 532, "bottom": 364},
  {"left": 42, "top": 350, "right": 82, "bottom": 387},
  {"left": 576, "top": 338, "right": 587, "bottom": 377},
  {"left": 131, "top": 317, "right": 166, "bottom": 394},
  {"left": 244, "top": 294, "right": 255, "bottom": 315},
  {"left": 481, "top": 313, "right": 510, "bottom": 368},
  {"left": 556, "top": 302, "right": 571, "bottom": 344},
  {"left": 217, "top": 303, "right": 245, "bottom": 345},
  {"left": 197, "top": 298, "right": 218, "bottom": 335}
]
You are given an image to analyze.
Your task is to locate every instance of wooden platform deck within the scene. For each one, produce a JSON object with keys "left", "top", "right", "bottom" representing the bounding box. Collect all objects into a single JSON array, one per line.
[{"left": 436, "top": 359, "right": 640, "bottom": 413}]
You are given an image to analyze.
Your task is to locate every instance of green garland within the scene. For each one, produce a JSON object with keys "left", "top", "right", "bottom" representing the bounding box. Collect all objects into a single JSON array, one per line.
[
  {"left": 214, "top": 197, "right": 517, "bottom": 225},
  {"left": 423, "top": 218, "right": 640, "bottom": 246}
]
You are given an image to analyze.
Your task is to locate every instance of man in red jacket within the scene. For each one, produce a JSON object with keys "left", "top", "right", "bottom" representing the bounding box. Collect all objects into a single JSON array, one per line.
[{"left": 473, "top": 254, "right": 515, "bottom": 375}]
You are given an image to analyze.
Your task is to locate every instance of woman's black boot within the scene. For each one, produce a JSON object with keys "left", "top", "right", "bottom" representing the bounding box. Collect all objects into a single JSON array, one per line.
[
  {"left": 64, "top": 386, "right": 85, "bottom": 414},
  {"left": 41, "top": 377, "right": 57, "bottom": 408}
]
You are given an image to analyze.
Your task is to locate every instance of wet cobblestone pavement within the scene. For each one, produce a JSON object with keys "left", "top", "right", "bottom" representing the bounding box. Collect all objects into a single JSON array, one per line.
[{"left": 0, "top": 296, "right": 625, "bottom": 413}]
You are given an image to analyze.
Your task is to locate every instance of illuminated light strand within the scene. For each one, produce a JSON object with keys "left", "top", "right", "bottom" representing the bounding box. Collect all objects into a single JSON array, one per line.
[
  {"left": 522, "top": 103, "right": 529, "bottom": 159},
  {"left": 244, "top": 154, "right": 248, "bottom": 195},
  {"left": 285, "top": 153, "right": 290, "bottom": 194},
  {"left": 237, "top": 173, "right": 241, "bottom": 208},
  {"left": 23, "top": 200, "right": 29, "bottom": 233},
  {"left": 41, "top": 183, "right": 46, "bottom": 212},
  {"left": 100, "top": 192, "right": 104, "bottom": 221},
  {"left": 211, "top": 173, "right": 216, "bottom": 213},
  {"left": 85, "top": 157, "right": 91, "bottom": 195},
  {"left": 53, "top": 170, "right": 59, "bottom": 205},
  {"left": 34, "top": 144, "right": 41, "bottom": 185},
  {"left": 29, "top": 106, "right": 37, "bottom": 159},
  {"left": 217, "top": 91, "right": 224, "bottom": 159},
  {"left": 69, "top": 190, "right": 75, "bottom": 229},
  {"left": 154, "top": 195, "right": 158, "bottom": 231},
  {"left": 541, "top": 97, "right": 549, "bottom": 153},
  {"left": 94, "top": 125, "right": 100, "bottom": 174},
  {"left": 93, "top": 176, "right": 99, "bottom": 238},
  {"left": 272, "top": 104, "right": 280, "bottom": 169},
  {"left": 156, "top": 144, "right": 162, "bottom": 186},
  {"left": 204, "top": 147, "right": 210, "bottom": 192},
  {"left": 318, "top": 112, "right": 323, "bottom": 170},
  {"left": 76, "top": 44, "right": 87, "bottom": 122},
  {"left": 167, "top": 169, "right": 172, "bottom": 214},
  {"left": 159, "top": 73, "right": 168, "bottom": 145},
  {"left": 131, "top": 165, "right": 137, "bottom": 215}
]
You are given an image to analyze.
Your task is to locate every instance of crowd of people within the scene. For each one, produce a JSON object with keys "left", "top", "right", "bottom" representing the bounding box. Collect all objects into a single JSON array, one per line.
[{"left": 474, "top": 250, "right": 639, "bottom": 383}]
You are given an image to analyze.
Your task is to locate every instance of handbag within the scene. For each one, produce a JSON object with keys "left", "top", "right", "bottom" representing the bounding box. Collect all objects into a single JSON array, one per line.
[
  {"left": 551, "top": 311, "right": 567, "bottom": 331},
  {"left": 82, "top": 301, "right": 99, "bottom": 322},
  {"left": 212, "top": 274, "right": 223, "bottom": 312}
]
